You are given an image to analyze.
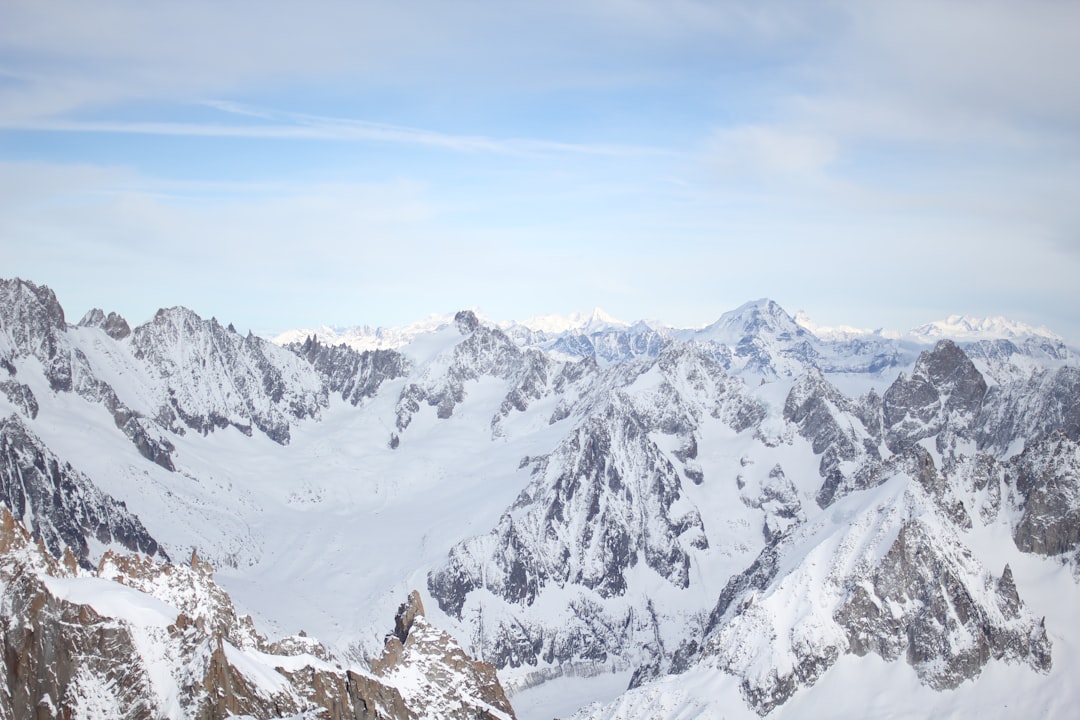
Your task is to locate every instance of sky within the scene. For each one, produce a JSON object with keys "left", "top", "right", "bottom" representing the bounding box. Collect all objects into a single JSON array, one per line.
[{"left": 2, "top": 0, "right": 1079, "bottom": 341}]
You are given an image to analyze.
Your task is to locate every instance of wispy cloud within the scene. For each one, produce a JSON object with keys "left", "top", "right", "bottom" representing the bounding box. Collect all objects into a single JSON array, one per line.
[{"left": 6, "top": 101, "right": 661, "bottom": 158}]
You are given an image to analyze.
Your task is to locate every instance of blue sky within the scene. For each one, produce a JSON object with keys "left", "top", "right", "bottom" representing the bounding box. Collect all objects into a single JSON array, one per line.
[{"left": 3, "top": 0, "right": 1079, "bottom": 341}]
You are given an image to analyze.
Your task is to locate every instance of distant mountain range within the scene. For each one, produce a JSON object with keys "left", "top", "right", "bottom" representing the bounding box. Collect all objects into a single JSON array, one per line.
[
  {"left": 274, "top": 302, "right": 1067, "bottom": 353},
  {"left": 2, "top": 276, "right": 1078, "bottom": 719}
]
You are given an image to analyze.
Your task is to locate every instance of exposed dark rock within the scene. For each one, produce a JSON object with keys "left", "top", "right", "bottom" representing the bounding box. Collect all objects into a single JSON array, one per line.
[
  {"left": 432, "top": 404, "right": 702, "bottom": 622},
  {"left": 783, "top": 369, "right": 881, "bottom": 508},
  {"left": 0, "top": 380, "right": 38, "bottom": 419},
  {"left": 393, "top": 590, "right": 426, "bottom": 645},
  {"left": 855, "top": 388, "right": 884, "bottom": 444},
  {"left": 0, "top": 278, "right": 71, "bottom": 393},
  {"left": 0, "top": 510, "right": 515, "bottom": 720},
  {"left": 290, "top": 335, "right": 410, "bottom": 406},
  {"left": 455, "top": 309, "right": 480, "bottom": 334},
  {"left": 977, "top": 367, "right": 1080, "bottom": 454},
  {"left": 704, "top": 543, "right": 782, "bottom": 637},
  {"left": 78, "top": 307, "right": 132, "bottom": 340},
  {"left": 696, "top": 479, "right": 1051, "bottom": 716},
  {"left": 882, "top": 340, "right": 987, "bottom": 454},
  {"left": 0, "top": 415, "right": 167, "bottom": 567},
  {"left": 1008, "top": 433, "right": 1080, "bottom": 557},
  {"left": 0, "top": 524, "right": 158, "bottom": 719},
  {"left": 0, "top": 281, "right": 176, "bottom": 467},
  {"left": 0, "top": 278, "right": 67, "bottom": 356},
  {"left": 492, "top": 349, "right": 554, "bottom": 434},
  {"left": 396, "top": 320, "right": 524, "bottom": 428},
  {"left": 836, "top": 520, "right": 1051, "bottom": 691},
  {"left": 372, "top": 589, "right": 517, "bottom": 720}
]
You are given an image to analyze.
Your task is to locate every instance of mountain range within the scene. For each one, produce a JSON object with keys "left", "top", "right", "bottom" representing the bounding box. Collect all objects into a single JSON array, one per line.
[{"left": 1, "top": 276, "right": 1078, "bottom": 719}]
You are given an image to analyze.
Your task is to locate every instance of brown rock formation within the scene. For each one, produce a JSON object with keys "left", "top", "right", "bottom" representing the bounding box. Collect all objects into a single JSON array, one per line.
[
  {"left": 372, "top": 590, "right": 517, "bottom": 720},
  {"left": 0, "top": 509, "right": 515, "bottom": 719}
]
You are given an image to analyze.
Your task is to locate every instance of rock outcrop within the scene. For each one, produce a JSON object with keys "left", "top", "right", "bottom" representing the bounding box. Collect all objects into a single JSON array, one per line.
[
  {"left": 79, "top": 308, "right": 132, "bottom": 340},
  {"left": 0, "top": 507, "right": 516, "bottom": 719},
  {"left": 1008, "top": 432, "right": 1080, "bottom": 558},
  {"left": 372, "top": 590, "right": 516, "bottom": 720},
  {"left": 290, "top": 335, "right": 410, "bottom": 406},
  {"left": 783, "top": 368, "right": 881, "bottom": 507}
]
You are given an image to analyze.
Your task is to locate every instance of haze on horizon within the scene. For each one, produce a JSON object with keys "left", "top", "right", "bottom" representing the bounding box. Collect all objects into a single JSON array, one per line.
[{"left": 2, "top": 1, "right": 1079, "bottom": 342}]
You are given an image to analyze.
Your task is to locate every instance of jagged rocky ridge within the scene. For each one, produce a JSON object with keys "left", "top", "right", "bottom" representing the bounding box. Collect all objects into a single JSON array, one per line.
[
  {"left": 129, "top": 306, "right": 326, "bottom": 444},
  {"left": 2, "top": 276, "right": 1080, "bottom": 718},
  {"left": 288, "top": 335, "right": 410, "bottom": 407}
]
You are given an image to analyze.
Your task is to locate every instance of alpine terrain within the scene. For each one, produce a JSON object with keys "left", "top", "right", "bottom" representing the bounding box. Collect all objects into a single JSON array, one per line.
[{"left": 1, "top": 276, "right": 1078, "bottom": 719}]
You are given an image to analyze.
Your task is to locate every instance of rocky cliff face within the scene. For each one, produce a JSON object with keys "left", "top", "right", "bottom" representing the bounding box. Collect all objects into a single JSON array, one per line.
[
  {"left": 79, "top": 308, "right": 132, "bottom": 340},
  {"left": 976, "top": 366, "right": 1080, "bottom": 453},
  {"left": 580, "top": 339, "right": 1077, "bottom": 718},
  {"left": 0, "top": 507, "right": 516, "bottom": 720},
  {"left": 782, "top": 368, "right": 882, "bottom": 507},
  {"left": 0, "top": 278, "right": 68, "bottom": 387},
  {"left": 0, "top": 415, "right": 167, "bottom": 567},
  {"left": 426, "top": 330, "right": 1076, "bottom": 716},
  {"left": 882, "top": 339, "right": 988, "bottom": 455},
  {"left": 290, "top": 335, "right": 410, "bottom": 406},
  {"left": 1008, "top": 433, "right": 1080, "bottom": 559},
  {"left": 0, "top": 278, "right": 176, "bottom": 469},
  {"left": 394, "top": 311, "right": 533, "bottom": 431}
]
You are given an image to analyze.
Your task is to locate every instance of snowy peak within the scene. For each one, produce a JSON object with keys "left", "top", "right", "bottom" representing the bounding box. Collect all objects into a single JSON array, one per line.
[
  {"left": 287, "top": 335, "right": 409, "bottom": 407},
  {"left": 78, "top": 308, "right": 131, "bottom": 340},
  {"left": 6, "top": 276, "right": 1080, "bottom": 720},
  {"left": 794, "top": 310, "right": 884, "bottom": 342},
  {"left": 912, "top": 314, "right": 1062, "bottom": 342},
  {"left": 689, "top": 299, "right": 821, "bottom": 378},
  {"left": 515, "top": 307, "right": 630, "bottom": 335},
  {"left": 882, "top": 340, "right": 988, "bottom": 454},
  {"left": 795, "top": 311, "right": 1064, "bottom": 344},
  {"left": 689, "top": 449, "right": 1054, "bottom": 716},
  {"left": 695, "top": 298, "right": 808, "bottom": 345},
  {"left": 371, "top": 590, "right": 517, "bottom": 719},
  {"left": 271, "top": 312, "right": 460, "bottom": 352}
]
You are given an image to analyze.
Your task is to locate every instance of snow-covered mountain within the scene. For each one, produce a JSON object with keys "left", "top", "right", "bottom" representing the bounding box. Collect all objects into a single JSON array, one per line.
[
  {"left": 513, "top": 308, "right": 630, "bottom": 335},
  {"left": 912, "top": 314, "right": 1062, "bottom": 342},
  {"left": 2, "top": 275, "right": 1079, "bottom": 719},
  {"left": 272, "top": 312, "right": 460, "bottom": 352}
]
